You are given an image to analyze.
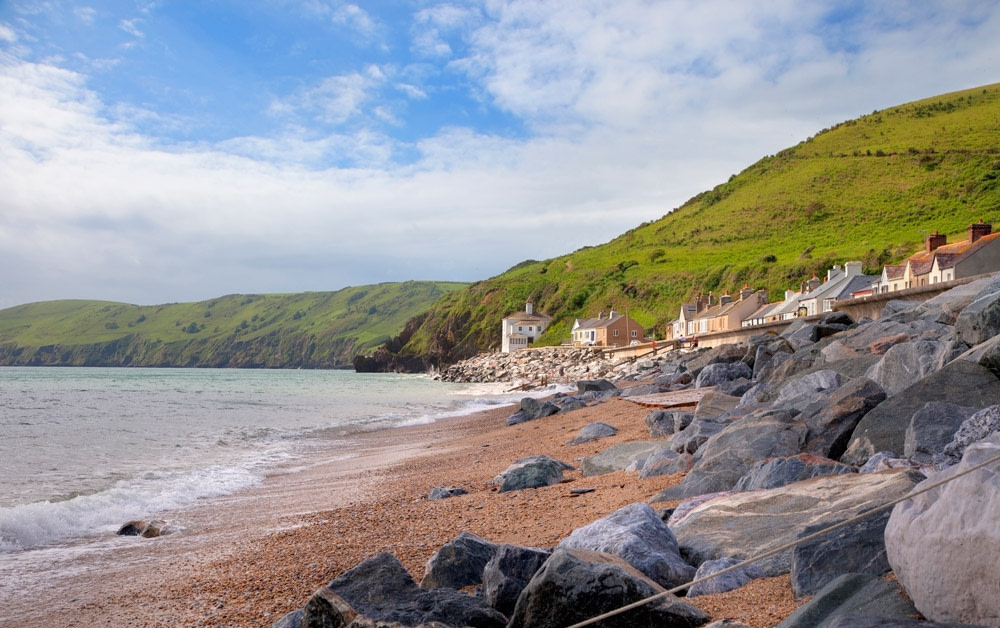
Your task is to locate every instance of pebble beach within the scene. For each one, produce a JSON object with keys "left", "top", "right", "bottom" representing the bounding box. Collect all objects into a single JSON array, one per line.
[{"left": 4, "top": 392, "right": 800, "bottom": 628}]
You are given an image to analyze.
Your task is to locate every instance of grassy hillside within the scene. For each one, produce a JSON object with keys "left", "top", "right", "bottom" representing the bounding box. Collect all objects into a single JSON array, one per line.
[
  {"left": 373, "top": 83, "right": 1000, "bottom": 368},
  {"left": 0, "top": 281, "right": 466, "bottom": 368}
]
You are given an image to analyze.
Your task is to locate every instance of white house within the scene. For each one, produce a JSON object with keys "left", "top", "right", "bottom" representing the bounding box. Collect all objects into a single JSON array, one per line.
[{"left": 501, "top": 302, "right": 551, "bottom": 353}]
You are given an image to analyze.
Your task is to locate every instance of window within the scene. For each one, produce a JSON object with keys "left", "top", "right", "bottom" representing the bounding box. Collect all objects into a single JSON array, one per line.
[
  {"left": 631, "top": 330, "right": 638, "bottom": 337},
  {"left": 518, "top": 326, "right": 522, "bottom": 331},
  {"left": 613, "top": 329, "right": 619, "bottom": 337}
]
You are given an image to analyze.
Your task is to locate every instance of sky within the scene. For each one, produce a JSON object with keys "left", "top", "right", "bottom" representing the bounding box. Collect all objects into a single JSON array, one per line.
[{"left": 1, "top": 1, "right": 999, "bottom": 309}]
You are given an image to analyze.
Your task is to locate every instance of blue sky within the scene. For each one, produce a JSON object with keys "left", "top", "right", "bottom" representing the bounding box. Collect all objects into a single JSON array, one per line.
[{"left": 1, "top": 1, "right": 998, "bottom": 308}]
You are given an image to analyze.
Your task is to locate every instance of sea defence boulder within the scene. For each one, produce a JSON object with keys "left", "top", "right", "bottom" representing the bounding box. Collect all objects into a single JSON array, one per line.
[
  {"left": 493, "top": 455, "right": 574, "bottom": 492},
  {"left": 481, "top": 544, "right": 551, "bottom": 617},
  {"left": 903, "top": 402, "right": 978, "bottom": 464},
  {"left": 506, "top": 397, "right": 561, "bottom": 426},
  {"left": 841, "top": 360, "right": 1000, "bottom": 465},
  {"left": 668, "top": 470, "right": 923, "bottom": 577},
  {"left": 566, "top": 421, "right": 618, "bottom": 445},
  {"left": 886, "top": 432, "right": 1000, "bottom": 625},
  {"left": 790, "top": 508, "right": 893, "bottom": 597},
  {"left": 775, "top": 573, "right": 919, "bottom": 628},
  {"left": 557, "top": 502, "right": 695, "bottom": 589},
  {"left": 420, "top": 531, "right": 498, "bottom": 590},
  {"left": 508, "top": 548, "right": 709, "bottom": 628},
  {"left": 288, "top": 552, "right": 506, "bottom": 628},
  {"left": 580, "top": 441, "right": 665, "bottom": 477},
  {"left": 685, "top": 557, "right": 764, "bottom": 598},
  {"left": 733, "top": 454, "right": 855, "bottom": 492}
]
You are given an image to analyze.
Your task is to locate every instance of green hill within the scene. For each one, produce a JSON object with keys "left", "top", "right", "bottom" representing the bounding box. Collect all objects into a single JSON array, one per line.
[
  {"left": 361, "top": 83, "right": 1000, "bottom": 371},
  {"left": 0, "top": 281, "right": 467, "bottom": 368}
]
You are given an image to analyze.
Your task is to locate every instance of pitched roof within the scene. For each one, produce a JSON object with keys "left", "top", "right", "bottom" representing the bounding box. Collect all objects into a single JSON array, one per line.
[
  {"left": 504, "top": 310, "right": 551, "bottom": 324},
  {"left": 927, "top": 231, "right": 1000, "bottom": 270},
  {"left": 830, "top": 274, "right": 880, "bottom": 300},
  {"left": 883, "top": 264, "right": 905, "bottom": 280}
]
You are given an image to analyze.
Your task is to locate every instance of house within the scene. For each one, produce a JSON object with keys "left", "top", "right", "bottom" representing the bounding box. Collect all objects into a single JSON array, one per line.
[
  {"left": 925, "top": 222, "right": 1000, "bottom": 284},
  {"left": 668, "top": 303, "right": 698, "bottom": 340},
  {"left": 870, "top": 222, "right": 1000, "bottom": 293},
  {"left": 572, "top": 311, "right": 646, "bottom": 347},
  {"left": 700, "top": 286, "right": 770, "bottom": 333},
  {"left": 797, "top": 263, "right": 867, "bottom": 317},
  {"left": 501, "top": 302, "right": 551, "bottom": 353}
]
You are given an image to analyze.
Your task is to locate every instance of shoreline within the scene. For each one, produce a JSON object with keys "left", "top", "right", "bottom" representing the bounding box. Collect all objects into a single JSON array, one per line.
[{"left": 2, "top": 391, "right": 799, "bottom": 628}]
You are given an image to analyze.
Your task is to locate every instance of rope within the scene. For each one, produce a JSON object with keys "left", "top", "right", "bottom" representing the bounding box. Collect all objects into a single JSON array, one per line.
[{"left": 565, "top": 450, "right": 1000, "bottom": 628}]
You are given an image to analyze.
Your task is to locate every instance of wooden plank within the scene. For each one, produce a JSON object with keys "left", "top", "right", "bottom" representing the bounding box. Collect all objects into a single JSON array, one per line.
[{"left": 619, "top": 388, "right": 712, "bottom": 409}]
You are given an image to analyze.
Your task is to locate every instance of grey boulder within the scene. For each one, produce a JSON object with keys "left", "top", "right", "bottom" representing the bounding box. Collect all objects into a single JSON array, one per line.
[
  {"left": 937, "top": 404, "right": 1000, "bottom": 467},
  {"left": 481, "top": 544, "right": 551, "bottom": 617},
  {"left": 506, "top": 397, "right": 561, "bottom": 426},
  {"left": 508, "top": 548, "right": 709, "bottom": 628},
  {"left": 493, "top": 455, "right": 574, "bottom": 492},
  {"left": 580, "top": 441, "right": 664, "bottom": 477},
  {"left": 776, "top": 573, "right": 918, "bottom": 628},
  {"left": 671, "top": 470, "right": 923, "bottom": 577},
  {"left": 557, "top": 502, "right": 696, "bottom": 589},
  {"left": 733, "top": 453, "right": 855, "bottom": 492},
  {"left": 904, "top": 402, "right": 978, "bottom": 464},
  {"left": 695, "top": 361, "right": 752, "bottom": 388},
  {"left": 685, "top": 557, "right": 765, "bottom": 598},
  {"left": 886, "top": 432, "right": 1000, "bottom": 625},
  {"left": 420, "top": 531, "right": 498, "bottom": 590},
  {"left": 566, "top": 421, "right": 618, "bottom": 445},
  {"left": 790, "top": 508, "right": 893, "bottom": 597},
  {"left": 864, "top": 340, "right": 968, "bottom": 396},
  {"left": 301, "top": 552, "right": 506, "bottom": 628},
  {"left": 841, "top": 360, "right": 1000, "bottom": 465}
]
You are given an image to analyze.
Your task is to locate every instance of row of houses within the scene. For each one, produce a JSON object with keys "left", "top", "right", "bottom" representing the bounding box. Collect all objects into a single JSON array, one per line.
[{"left": 501, "top": 221, "right": 1000, "bottom": 352}]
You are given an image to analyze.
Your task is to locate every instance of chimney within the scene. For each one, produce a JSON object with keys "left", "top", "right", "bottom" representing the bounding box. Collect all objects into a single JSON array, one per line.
[
  {"left": 757, "top": 290, "right": 769, "bottom": 305},
  {"left": 969, "top": 220, "right": 992, "bottom": 243},
  {"left": 598, "top": 311, "right": 604, "bottom": 319},
  {"left": 845, "top": 261, "right": 863, "bottom": 276},
  {"left": 739, "top": 283, "right": 754, "bottom": 301},
  {"left": 720, "top": 293, "right": 732, "bottom": 306},
  {"left": 609, "top": 310, "right": 618, "bottom": 318},
  {"left": 786, "top": 290, "right": 797, "bottom": 302},
  {"left": 707, "top": 292, "right": 716, "bottom": 307},
  {"left": 926, "top": 231, "right": 947, "bottom": 252},
  {"left": 826, "top": 264, "right": 842, "bottom": 282},
  {"left": 807, "top": 275, "right": 822, "bottom": 293},
  {"left": 525, "top": 302, "right": 533, "bottom": 315}
]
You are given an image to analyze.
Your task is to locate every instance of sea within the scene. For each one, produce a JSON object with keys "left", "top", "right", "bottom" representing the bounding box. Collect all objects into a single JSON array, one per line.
[{"left": 0, "top": 367, "right": 546, "bottom": 555}]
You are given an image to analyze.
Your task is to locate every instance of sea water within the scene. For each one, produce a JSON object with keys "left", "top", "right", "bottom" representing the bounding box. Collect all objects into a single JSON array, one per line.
[{"left": 0, "top": 367, "right": 537, "bottom": 554}]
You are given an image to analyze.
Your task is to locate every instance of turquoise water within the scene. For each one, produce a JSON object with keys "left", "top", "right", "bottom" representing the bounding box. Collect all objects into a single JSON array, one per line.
[{"left": 0, "top": 367, "right": 521, "bottom": 552}]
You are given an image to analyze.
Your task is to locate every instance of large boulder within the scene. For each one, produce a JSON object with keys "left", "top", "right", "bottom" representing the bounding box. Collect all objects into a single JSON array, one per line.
[
  {"left": 771, "top": 370, "right": 844, "bottom": 410},
  {"left": 733, "top": 454, "right": 855, "bottom": 492},
  {"left": 646, "top": 410, "right": 694, "bottom": 438},
  {"left": 904, "top": 402, "right": 978, "bottom": 464},
  {"left": 557, "top": 502, "right": 696, "bottom": 588},
  {"left": 937, "top": 404, "right": 1000, "bottom": 467},
  {"left": 695, "top": 362, "right": 752, "bottom": 388},
  {"left": 775, "top": 573, "right": 919, "bottom": 628},
  {"left": 421, "top": 531, "right": 498, "bottom": 589},
  {"left": 801, "top": 377, "right": 887, "bottom": 460},
  {"left": 508, "top": 548, "right": 709, "bottom": 628},
  {"left": 670, "top": 414, "right": 737, "bottom": 455},
  {"left": 790, "top": 509, "right": 893, "bottom": 597},
  {"left": 864, "top": 340, "right": 968, "bottom": 396},
  {"left": 506, "top": 397, "right": 561, "bottom": 426},
  {"left": 953, "top": 332, "right": 1000, "bottom": 377},
  {"left": 301, "top": 552, "right": 506, "bottom": 628},
  {"left": 886, "top": 432, "right": 1000, "bottom": 624},
  {"left": 566, "top": 421, "right": 618, "bottom": 445},
  {"left": 954, "top": 278, "right": 1000, "bottom": 346},
  {"left": 841, "top": 360, "right": 1000, "bottom": 465},
  {"left": 481, "top": 544, "right": 551, "bottom": 617},
  {"left": 580, "top": 441, "right": 665, "bottom": 477},
  {"left": 639, "top": 448, "right": 695, "bottom": 478},
  {"left": 685, "top": 557, "right": 765, "bottom": 598},
  {"left": 656, "top": 410, "right": 810, "bottom": 500},
  {"left": 670, "top": 470, "right": 923, "bottom": 577},
  {"left": 493, "top": 455, "right": 574, "bottom": 492},
  {"left": 693, "top": 390, "right": 742, "bottom": 420},
  {"left": 577, "top": 379, "right": 618, "bottom": 393}
]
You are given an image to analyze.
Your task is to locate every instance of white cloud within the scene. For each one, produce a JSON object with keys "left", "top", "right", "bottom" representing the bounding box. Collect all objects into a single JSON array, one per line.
[
  {"left": 118, "top": 17, "right": 144, "bottom": 38},
  {"left": 74, "top": 6, "right": 96, "bottom": 25},
  {"left": 331, "top": 4, "right": 377, "bottom": 37},
  {"left": 272, "top": 66, "right": 387, "bottom": 126},
  {"left": 0, "top": 23, "right": 17, "bottom": 43}
]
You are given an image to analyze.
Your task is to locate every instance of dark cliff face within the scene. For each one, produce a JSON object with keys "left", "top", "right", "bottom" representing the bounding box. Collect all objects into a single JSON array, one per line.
[{"left": 352, "top": 313, "right": 437, "bottom": 373}]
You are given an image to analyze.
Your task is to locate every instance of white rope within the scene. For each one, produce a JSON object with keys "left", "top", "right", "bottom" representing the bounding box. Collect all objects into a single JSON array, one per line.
[{"left": 566, "top": 450, "right": 1000, "bottom": 628}]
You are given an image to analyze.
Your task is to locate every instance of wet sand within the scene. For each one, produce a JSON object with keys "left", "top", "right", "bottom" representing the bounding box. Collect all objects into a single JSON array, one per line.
[{"left": 1, "top": 397, "right": 800, "bottom": 628}]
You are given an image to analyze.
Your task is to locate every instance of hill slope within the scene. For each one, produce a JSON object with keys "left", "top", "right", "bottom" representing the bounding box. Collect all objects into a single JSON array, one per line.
[
  {"left": 0, "top": 281, "right": 466, "bottom": 368},
  {"left": 362, "top": 83, "right": 1000, "bottom": 371}
]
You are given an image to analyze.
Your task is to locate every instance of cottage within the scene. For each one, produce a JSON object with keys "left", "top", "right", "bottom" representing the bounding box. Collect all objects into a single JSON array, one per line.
[
  {"left": 501, "top": 302, "right": 551, "bottom": 353},
  {"left": 572, "top": 311, "right": 645, "bottom": 347}
]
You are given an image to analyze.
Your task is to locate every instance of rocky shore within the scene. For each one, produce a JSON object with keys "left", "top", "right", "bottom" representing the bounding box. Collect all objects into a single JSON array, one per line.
[
  {"left": 276, "top": 273, "right": 1000, "bottom": 628},
  {"left": 437, "top": 345, "right": 629, "bottom": 386}
]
